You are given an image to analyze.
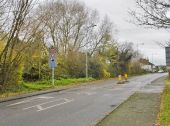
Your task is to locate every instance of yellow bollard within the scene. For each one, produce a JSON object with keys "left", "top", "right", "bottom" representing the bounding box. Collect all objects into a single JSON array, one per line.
[
  {"left": 124, "top": 73, "right": 128, "bottom": 81},
  {"left": 118, "top": 75, "right": 122, "bottom": 82}
]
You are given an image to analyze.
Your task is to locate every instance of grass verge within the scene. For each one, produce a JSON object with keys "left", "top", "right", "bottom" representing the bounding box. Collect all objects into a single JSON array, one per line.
[
  {"left": 159, "top": 79, "right": 170, "bottom": 126},
  {"left": 0, "top": 77, "right": 95, "bottom": 98}
]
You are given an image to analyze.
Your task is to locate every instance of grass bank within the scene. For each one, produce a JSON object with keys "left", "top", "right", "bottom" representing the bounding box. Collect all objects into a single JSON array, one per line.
[
  {"left": 0, "top": 78, "right": 95, "bottom": 98},
  {"left": 159, "top": 80, "right": 170, "bottom": 126}
]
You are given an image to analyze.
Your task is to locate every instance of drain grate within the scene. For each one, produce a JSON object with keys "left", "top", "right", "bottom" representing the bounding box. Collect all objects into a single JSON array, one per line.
[{"left": 110, "top": 104, "right": 117, "bottom": 108}]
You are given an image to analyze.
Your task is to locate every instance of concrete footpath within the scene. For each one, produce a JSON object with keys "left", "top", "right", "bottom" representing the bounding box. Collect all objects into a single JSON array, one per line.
[{"left": 96, "top": 77, "right": 166, "bottom": 126}]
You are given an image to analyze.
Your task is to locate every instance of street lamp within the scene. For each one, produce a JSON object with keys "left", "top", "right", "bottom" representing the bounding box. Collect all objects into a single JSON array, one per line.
[
  {"left": 85, "top": 24, "right": 97, "bottom": 79},
  {"left": 151, "top": 53, "right": 159, "bottom": 72},
  {"left": 136, "top": 42, "right": 144, "bottom": 53}
]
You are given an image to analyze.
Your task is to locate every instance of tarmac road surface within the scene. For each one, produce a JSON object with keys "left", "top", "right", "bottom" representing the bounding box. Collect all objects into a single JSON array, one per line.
[{"left": 0, "top": 73, "right": 167, "bottom": 126}]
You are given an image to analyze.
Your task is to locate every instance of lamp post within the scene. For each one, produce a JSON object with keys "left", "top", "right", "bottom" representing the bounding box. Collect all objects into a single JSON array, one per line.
[
  {"left": 85, "top": 50, "right": 88, "bottom": 79},
  {"left": 136, "top": 42, "right": 144, "bottom": 53},
  {"left": 151, "top": 53, "right": 158, "bottom": 72},
  {"left": 85, "top": 24, "right": 97, "bottom": 79}
]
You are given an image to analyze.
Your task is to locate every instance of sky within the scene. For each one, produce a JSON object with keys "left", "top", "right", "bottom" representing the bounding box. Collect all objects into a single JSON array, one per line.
[{"left": 79, "top": 0, "right": 170, "bottom": 65}]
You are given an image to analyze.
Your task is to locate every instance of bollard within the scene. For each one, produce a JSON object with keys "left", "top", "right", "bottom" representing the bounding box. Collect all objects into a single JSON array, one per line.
[
  {"left": 124, "top": 73, "right": 128, "bottom": 81},
  {"left": 118, "top": 75, "right": 122, "bottom": 84}
]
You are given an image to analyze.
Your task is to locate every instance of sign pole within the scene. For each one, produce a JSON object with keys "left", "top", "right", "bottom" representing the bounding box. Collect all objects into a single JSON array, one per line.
[
  {"left": 165, "top": 47, "right": 170, "bottom": 78},
  {"left": 49, "top": 46, "right": 57, "bottom": 86},
  {"left": 52, "top": 68, "right": 55, "bottom": 86}
]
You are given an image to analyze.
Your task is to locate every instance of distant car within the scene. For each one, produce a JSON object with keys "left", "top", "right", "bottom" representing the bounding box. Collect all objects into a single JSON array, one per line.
[{"left": 158, "top": 70, "right": 164, "bottom": 73}]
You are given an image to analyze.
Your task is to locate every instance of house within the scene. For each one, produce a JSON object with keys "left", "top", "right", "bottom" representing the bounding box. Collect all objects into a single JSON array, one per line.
[{"left": 139, "top": 58, "right": 156, "bottom": 72}]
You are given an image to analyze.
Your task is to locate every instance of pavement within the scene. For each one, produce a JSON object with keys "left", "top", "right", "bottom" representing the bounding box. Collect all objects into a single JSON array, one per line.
[
  {"left": 0, "top": 73, "right": 167, "bottom": 126},
  {"left": 96, "top": 75, "right": 167, "bottom": 126}
]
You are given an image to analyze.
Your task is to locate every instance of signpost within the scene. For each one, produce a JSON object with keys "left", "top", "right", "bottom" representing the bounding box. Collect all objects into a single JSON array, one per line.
[
  {"left": 165, "top": 47, "right": 170, "bottom": 78},
  {"left": 165, "top": 47, "right": 170, "bottom": 66},
  {"left": 49, "top": 47, "right": 57, "bottom": 86}
]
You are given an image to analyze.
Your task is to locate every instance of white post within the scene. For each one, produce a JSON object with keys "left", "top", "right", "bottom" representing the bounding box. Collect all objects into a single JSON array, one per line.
[
  {"left": 86, "top": 51, "right": 88, "bottom": 79},
  {"left": 52, "top": 68, "right": 55, "bottom": 86}
]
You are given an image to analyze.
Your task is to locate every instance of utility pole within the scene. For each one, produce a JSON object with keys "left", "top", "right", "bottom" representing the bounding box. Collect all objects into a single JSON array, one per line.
[
  {"left": 152, "top": 53, "right": 154, "bottom": 72},
  {"left": 136, "top": 42, "right": 144, "bottom": 53},
  {"left": 85, "top": 51, "right": 88, "bottom": 78},
  {"left": 151, "top": 53, "right": 158, "bottom": 72},
  {"left": 38, "top": 41, "right": 41, "bottom": 79}
]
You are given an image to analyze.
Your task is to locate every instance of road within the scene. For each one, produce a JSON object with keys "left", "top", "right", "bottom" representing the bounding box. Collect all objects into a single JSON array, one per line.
[{"left": 0, "top": 73, "right": 167, "bottom": 126}]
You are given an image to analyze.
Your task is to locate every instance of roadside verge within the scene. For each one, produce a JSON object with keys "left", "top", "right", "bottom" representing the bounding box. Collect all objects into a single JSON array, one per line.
[{"left": 158, "top": 82, "right": 170, "bottom": 126}]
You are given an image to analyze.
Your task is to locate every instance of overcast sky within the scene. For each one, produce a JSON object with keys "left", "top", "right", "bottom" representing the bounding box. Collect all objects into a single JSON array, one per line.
[{"left": 79, "top": 0, "right": 170, "bottom": 65}]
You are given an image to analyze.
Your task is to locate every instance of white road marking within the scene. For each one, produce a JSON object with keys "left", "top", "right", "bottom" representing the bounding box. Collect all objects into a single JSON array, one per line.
[
  {"left": 86, "top": 92, "right": 96, "bottom": 95},
  {"left": 63, "top": 91, "right": 96, "bottom": 96},
  {"left": 7, "top": 96, "right": 54, "bottom": 107},
  {"left": 23, "top": 98, "right": 64, "bottom": 110},
  {"left": 37, "top": 105, "right": 43, "bottom": 110},
  {"left": 76, "top": 91, "right": 96, "bottom": 96},
  {"left": 37, "top": 99, "right": 74, "bottom": 112},
  {"left": 38, "top": 96, "right": 54, "bottom": 99},
  {"left": 107, "top": 88, "right": 122, "bottom": 91},
  {"left": 89, "top": 87, "right": 102, "bottom": 90},
  {"left": 23, "top": 98, "right": 74, "bottom": 112}
]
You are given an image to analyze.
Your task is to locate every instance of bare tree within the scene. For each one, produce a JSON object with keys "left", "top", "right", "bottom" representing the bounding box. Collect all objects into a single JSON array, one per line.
[
  {"left": 88, "top": 16, "right": 115, "bottom": 56},
  {"left": 0, "top": 0, "right": 8, "bottom": 35},
  {"left": 0, "top": 0, "right": 40, "bottom": 90},
  {"left": 37, "top": 0, "right": 117, "bottom": 56},
  {"left": 130, "top": 0, "right": 170, "bottom": 29},
  {"left": 37, "top": 0, "right": 99, "bottom": 55},
  {"left": 117, "top": 42, "right": 135, "bottom": 74}
]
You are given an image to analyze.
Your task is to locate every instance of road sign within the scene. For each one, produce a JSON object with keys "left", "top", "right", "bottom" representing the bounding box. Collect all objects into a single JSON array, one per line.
[
  {"left": 49, "top": 47, "right": 57, "bottom": 69},
  {"left": 166, "top": 66, "right": 170, "bottom": 71},
  {"left": 49, "top": 47, "right": 57, "bottom": 86},
  {"left": 165, "top": 47, "right": 170, "bottom": 66}
]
